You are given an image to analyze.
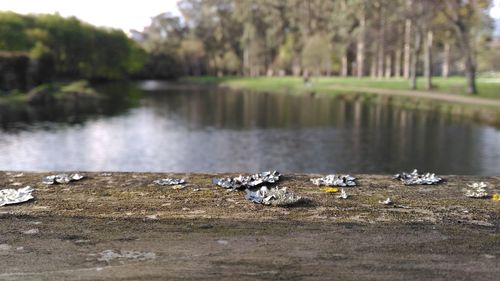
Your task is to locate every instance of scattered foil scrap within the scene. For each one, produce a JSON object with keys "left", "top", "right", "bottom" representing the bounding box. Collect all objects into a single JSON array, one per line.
[
  {"left": 245, "top": 186, "right": 270, "bottom": 204},
  {"left": 96, "top": 250, "right": 156, "bottom": 263},
  {"left": 393, "top": 169, "right": 442, "bottom": 185},
  {"left": 465, "top": 182, "right": 489, "bottom": 198},
  {"left": 213, "top": 171, "right": 280, "bottom": 190},
  {"left": 154, "top": 178, "right": 186, "bottom": 186},
  {"left": 311, "top": 174, "right": 356, "bottom": 187},
  {"left": 337, "top": 188, "right": 348, "bottom": 199},
  {"left": 42, "top": 173, "right": 84, "bottom": 185},
  {"left": 378, "top": 197, "right": 409, "bottom": 208},
  {"left": 379, "top": 198, "right": 393, "bottom": 205},
  {"left": 245, "top": 186, "right": 303, "bottom": 206},
  {"left": 0, "top": 186, "right": 34, "bottom": 206}
]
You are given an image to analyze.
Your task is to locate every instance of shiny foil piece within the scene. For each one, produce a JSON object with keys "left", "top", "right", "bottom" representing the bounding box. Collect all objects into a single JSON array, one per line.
[
  {"left": 154, "top": 178, "right": 186, "bottom": 186},
  {"left": 379, "top": 197, "right": 393, "bottom": 205},
  {"left": 42, "top": 173, "right": 84, "bottom": 185},
  {"left": 465, "top": 182, "right": 489, "bottom": 198},
  {"left": 337, "top": 188, "right": 349, "bottom": 199},
  {"left": 0, "top": 186, "right": 34, "bottom": 206},
  {"left": 393, "top": 169, "right": 442, "bottom": 185},
  {"left": 213, "top": 171, "right": 280, "bottom": 190},
  {"left": 245, "top": 186, "right": 303, "bottom": 206},
  {"left": 311, "top": 174, "right": 356, "bottom": 187}
]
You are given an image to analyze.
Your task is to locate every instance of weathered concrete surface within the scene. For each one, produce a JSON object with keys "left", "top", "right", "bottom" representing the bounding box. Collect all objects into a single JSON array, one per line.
[{"left": 0, "top": 172, "right": 499, "bottom": 280}]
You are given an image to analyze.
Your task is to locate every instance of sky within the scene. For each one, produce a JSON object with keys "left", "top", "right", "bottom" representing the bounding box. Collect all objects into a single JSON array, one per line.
[
  {"left": 0, "top": 0, "right": 181, "bottom": 33},
  {"left": 0, "top": 0, "right": 499, "bottom": 34},
  {"left": 491, "top": 0, "right": 500, "bottom": 18}
]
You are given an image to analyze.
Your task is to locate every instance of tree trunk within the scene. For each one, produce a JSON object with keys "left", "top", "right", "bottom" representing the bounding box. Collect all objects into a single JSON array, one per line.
[
  {"left": 385, "top": 54, "right": 392, "bottom": 78},
  {"left": 243, "top": 47, "right": 250, "bottom": 76},
  {"left": 370, "top": 46, "right": 377, "bottom": 78},
  {"left": 341, "top": 52, "right": 348, "bottom": 77},
  {"left": 395, "top": 47, "right": 402, "bottom": 78},
  {"left": 377, "top": 44, "right": 384, "bottom": 79},
  {"left": 464, "top": 52, "right": 477, "bottom": 95},
  {"left": 356, "top": 10, "right": 366, "bottom": 78},
  {"left": 455, "top": 28, "right": 477, "bottom": 94},
  {"left": 292, "top": 56, "right": 301, "bottom": 76},
  {"left": 403, "top": 19, "right": 412, "bottom": 79},
  {"left": 409, "top": 30, "right": 421, "bottom": 90},
  {"left": 442, "top": 42, "right": 450, "bottom": 78},
  {"left": 445, "top": 2, "right": 477, "bottom": 94},
  {"left": 424, "top": 30, "right": 433, "bottom": 90},
  {"left": 377, "top": 20, "right": 385, "bottom": 78}
]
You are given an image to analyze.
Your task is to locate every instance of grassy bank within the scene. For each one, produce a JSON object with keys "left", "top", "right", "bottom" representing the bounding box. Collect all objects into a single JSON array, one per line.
[
  {"left": 188, "top": 76, "right": 500, "bottom": 99},
  {"left": 0, "top": 80, "right": 98, "bottom": 105}
]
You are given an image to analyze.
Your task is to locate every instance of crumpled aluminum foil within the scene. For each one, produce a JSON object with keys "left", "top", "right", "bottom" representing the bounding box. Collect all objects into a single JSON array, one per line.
[
  {"left": 245, "top": 186, "right": 270, "bottom": 204},
  {"left": 213, "top": 171, "right": 280, "bottom": 190},
  {"left": 42, "top": 173, "right": 84, "bottom": 185},
  {"left": 337, "top": 188, "right": 348, "bottom": 199},
  {"left": 379, "top": 197, "right": 393, "bottom": 205},
  {"left": 154, "top": 178, "right": 185, "bottom": 186},
  {"left": 393, "top": 169, "right": 442, "bottom": 185},
  {"left": 465, "top": 182, "right": 489, "bottom": 198},
  {"left": 96, "top": 249, "right": 156, "bottom": 263},
  {"left": 245, "top": 186, "right": 302, "bottom": 206},
  {"left": 311, "top": 174, "right": 356, "bottom": 187},
  {"left": 0, "top": 186, "right": 34, "bottom": 206},
  {"left": 378, "top": 197, "right": 410, "bottom": 208}
]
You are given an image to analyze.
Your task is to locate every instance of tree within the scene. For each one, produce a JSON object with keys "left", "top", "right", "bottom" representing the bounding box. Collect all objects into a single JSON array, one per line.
[
  {"left": 0, "top": 12, "right": 147, "bottom": 81},
  {"left": 0, "top": 12, "right": 31, "bottom": 51},
  {"left": 137, "top": 0, "right": 494, "bottom": 85},
  {"left": 301, "top": 34, "right": 331, "bottom": 76},
  {"left": 356, "top": 4, "right": 366, "bottom": 77},
  {"left": 442, "top": 0, "right": 490, "bottom": 94},
  {"left": 178, "top": 38, "right": 205, "bottom": 75},
  {"left": 420, "top": 0, "right": 440, "bottom": 90},
  {"left": 330, "top": 0, "right": 358, "bottom": 77}
]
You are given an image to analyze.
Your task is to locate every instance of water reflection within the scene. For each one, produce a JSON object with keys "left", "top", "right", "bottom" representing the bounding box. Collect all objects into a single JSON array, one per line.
[{"left": 0, "top": 83, "right": 498, "bottom": 175}]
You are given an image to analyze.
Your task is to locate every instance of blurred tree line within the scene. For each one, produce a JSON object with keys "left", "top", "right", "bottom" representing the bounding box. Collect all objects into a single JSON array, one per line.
[
  {"left": 0, "top": 12, "right": 147, "bottom": 91},
  {"left": 135, "top": 0, "right": 495, "bottom": 94},
  {"left": 0, "top": 1, "right": 496, "bottom": 95}
]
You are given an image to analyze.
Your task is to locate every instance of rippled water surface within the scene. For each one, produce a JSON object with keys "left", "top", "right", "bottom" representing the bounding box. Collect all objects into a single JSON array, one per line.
[{"left": 0, "top": 81, "right": 499, "bottom": 175}]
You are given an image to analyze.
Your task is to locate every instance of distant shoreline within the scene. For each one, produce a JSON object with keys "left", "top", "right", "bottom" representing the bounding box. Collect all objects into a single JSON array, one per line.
[{"left": 186, "top": 76, "right": 500, "bottom": 127}]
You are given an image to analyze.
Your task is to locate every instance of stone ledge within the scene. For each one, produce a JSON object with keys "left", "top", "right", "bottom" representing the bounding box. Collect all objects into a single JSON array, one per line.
[
  {"left": 1, "top": 172, "right": 498, "bottom": 226},
  {"left": 1, "top": 172, "right": 499, "bottom": 280}
]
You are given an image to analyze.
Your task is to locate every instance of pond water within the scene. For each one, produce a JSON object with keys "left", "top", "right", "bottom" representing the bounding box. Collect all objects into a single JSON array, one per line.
[{"left": 0, "top": 81, "right": 499, "bottom": 175}]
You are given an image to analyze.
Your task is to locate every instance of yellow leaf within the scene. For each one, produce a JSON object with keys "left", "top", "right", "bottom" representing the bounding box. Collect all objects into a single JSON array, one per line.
[
  {"left": 320, "top": 187, "right": 339, "bottom": 193},
  {"left": 492, "top": 194, "right": 500, "bottom": 202}
]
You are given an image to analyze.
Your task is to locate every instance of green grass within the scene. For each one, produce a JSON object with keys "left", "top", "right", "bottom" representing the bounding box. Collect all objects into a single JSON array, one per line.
[
  {"left": 0, "top": 90, "right": 28, "bottom": 104},
  {"left": 186, "top": 76, "right": 500, "bottom": 100},
  {"left": 0, "top": 80, "right": 99, "bottom": 105},
  {"left": 56, "top": 80, "right": 97, "bottom": 98}
]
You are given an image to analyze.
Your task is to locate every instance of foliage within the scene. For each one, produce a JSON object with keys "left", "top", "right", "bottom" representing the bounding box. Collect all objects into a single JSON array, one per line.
[
  {"left": 140, "top": 53, "right": 182, "bottom": 79},
  {"left": 222, "top": 50, "right": 240, "bottom": 74},
  {"left": 139, "top": 0, "right": 494, "bottom": 92},
  {"left": 0, "top": 12, "right": 147, "bottom": 80},
  {"left": 301, "top": 35, "right": 331, "bottom": 75}
]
